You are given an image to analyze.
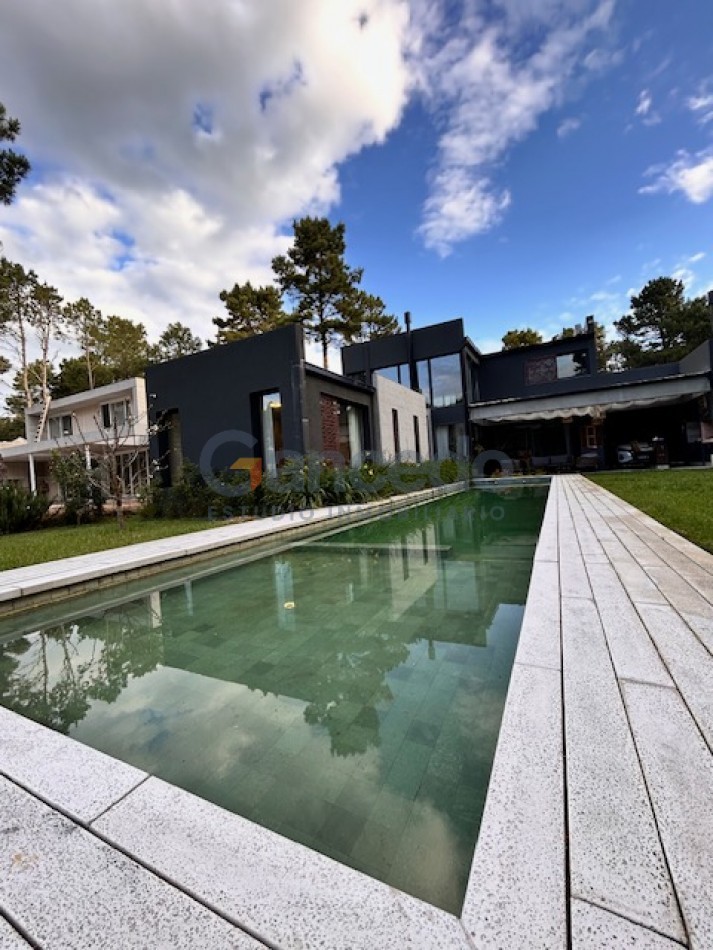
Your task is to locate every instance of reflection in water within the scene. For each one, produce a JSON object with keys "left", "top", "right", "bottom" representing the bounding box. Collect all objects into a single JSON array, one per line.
[{"left": 0, "top": 487, "right": 546, "bottom": 914}]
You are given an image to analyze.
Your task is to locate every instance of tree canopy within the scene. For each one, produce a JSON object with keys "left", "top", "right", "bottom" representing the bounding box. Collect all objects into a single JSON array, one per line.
[
  {"left": 501, "top": 328, "right": 543, "bottom": 350},
  {"left": 63, "top": 297, "right": 104, "bottom": 390},
  {"left": 51, "top": 357, "right": 114, "bottom": 399},
  {"left": 212, "top": 282, "right": 285, "bottom": 344},
  {"left": 214, "top": 217, "right": 399, "bottom": 359},
  {"left": 0, "top": 103, "right": 30, "bottom": 206},
  {"left": 149, "top": 322, "right": 203, "bottom": 362},
  {"left": 342, "top": 290, "right": 400, "bottom": 343},
  {"left": 612, "top": 277, "right": 711, "bottom": 368},
  {"left": 0, "top": 259, "right": 64, "bottom": 409},
  {"left": 272, "top": 217, "right": 364, "bottom": 367},
  {"left": 96, "top": 315, "right": 149, "bottom": 380}
]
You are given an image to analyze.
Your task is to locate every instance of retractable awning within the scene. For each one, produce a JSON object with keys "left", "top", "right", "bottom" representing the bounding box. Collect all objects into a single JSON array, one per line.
[{"left": 470, "top": 375, "right": 710, "bottom": 425}]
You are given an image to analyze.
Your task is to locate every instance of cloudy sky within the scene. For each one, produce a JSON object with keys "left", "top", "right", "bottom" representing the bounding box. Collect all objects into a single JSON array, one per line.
[{"left": 1, "top": 0, "right": 712, "bottom": 360}]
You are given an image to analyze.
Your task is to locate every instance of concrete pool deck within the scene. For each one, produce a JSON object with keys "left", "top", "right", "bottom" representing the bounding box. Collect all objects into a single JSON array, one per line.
[{"left": 0, "top": 474, "right": 711, "bottom": 948}]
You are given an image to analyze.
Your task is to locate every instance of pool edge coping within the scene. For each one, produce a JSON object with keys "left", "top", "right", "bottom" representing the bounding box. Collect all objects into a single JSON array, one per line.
[{"left": 0, "top": 476, "right": 556, "bottom": 949}]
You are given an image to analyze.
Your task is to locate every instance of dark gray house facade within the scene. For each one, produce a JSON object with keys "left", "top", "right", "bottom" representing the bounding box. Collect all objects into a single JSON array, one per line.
[
  {"left": 341, "top": 316, "right": 713, "bottom": 470},
  {"left": 147, "top": 310, "right": 712, "bottom": 482},
  {"left": 342, "top": 318, "right": 480, "bottom": 460},
  {"left": 146, "top": 324, "right": 429, "bottom": 486}
]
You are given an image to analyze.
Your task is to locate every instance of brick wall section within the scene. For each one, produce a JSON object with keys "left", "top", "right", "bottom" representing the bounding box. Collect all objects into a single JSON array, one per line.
[{"left": 320, "top": 394, "right": 340, "bottom": 453}]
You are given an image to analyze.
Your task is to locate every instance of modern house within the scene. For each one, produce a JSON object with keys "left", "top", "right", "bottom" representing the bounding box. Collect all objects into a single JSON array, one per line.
[
  {"left": 0, "top": 377, "right": 150, "bottom": 498},
  {"left": 342, "top": 314, "right": 713, "bottom": 470},
  {"left": 145, "top": 324, "right": 430, "bottom": 487},
  {"left": 342, "top": 316, "right": 479, "bottom": 460},
  {"left": 8, "top": 307, "right": 710, "bottom": 499}
]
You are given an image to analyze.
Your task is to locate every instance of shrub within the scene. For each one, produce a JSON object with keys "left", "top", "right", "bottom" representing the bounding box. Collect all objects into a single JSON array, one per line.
[
  {"left": 259, "top": 455, "right": 325, "bottom": 513},
  {"left": 0, "top": 483, "right": 51, "bottom": 534},
  {"left": 438, "top": 458, "right": 459, "bottom": 483},
  {"left": 50, "top": 450, "right": 95, "bottom": 525},
  {"left": 143, "top": 461, "right": 255, "bottom": 519}
]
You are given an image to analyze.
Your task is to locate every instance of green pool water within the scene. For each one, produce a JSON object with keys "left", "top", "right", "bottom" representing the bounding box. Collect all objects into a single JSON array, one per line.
[{"left": 0, "top": 486, "right": 546, "bottom": 913}]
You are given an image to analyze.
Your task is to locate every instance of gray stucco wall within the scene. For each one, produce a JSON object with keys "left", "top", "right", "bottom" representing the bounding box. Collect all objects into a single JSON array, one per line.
[{"left": 373, "top": 375, "right": 430, "bottom": 461}]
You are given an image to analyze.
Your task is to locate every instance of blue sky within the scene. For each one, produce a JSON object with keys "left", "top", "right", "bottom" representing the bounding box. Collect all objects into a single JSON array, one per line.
[{"left": 0, "top": 0, "right": 711, "bottom": 365}]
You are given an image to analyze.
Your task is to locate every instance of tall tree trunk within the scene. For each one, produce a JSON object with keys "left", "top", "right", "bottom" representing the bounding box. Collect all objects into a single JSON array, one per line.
[{"left": 85, "top": 349, "right": 94, "bottom": 389}]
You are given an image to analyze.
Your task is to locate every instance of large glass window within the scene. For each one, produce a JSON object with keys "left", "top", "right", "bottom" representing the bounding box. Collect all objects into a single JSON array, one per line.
[
  {"left": 48, "top": 414, "right": 73, "bottom": 439},
  {"left": 375, "top": 364, "right": 408, "bottom": 386},
  {"left": 375, "top": 365, "right": 399, "bottom": 384},
  {"left": 435, "top": 423, "right": 466, "bottom": 459},
  {"left": 465, "top": 357, "right": 479, "bottom": 403},
  {"left": 526, "top": 349, "right": 591, "bottom": 385},
  {"left": 429, "top": 354, "right": 464, "bottom": 408},
  {"left": 261, "top": 392, "right": 283, "bottom": 476},
  {"left": 101, "top": 400, "right": 131, "bottom": 430},
  {"left": 416, "top": 360, "right": 431, "bottom": 405},
  {"left": 343, "top": 404, "right": 364, "bottom": 467},
  {"left": 556, "top": 349, "right": 590, "bottom": 378}
]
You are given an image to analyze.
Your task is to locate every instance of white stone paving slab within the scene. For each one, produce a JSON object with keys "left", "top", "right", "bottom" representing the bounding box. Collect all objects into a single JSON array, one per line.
[
  {"left": 0, "top": 777, "right": 265, "bottom": 950},
  {"left": 534, "top": 481, "right": 558, "bottom": 563},
  {"left": 0, "top": 587, "right": 21, "bottom": 603},
  {"left": 608, "top": 523, "right": 667, "bottom": 569},
  {"left": 561, "top": 596, "right": 684, "bottom": 942},
  {"left": 564, "top": 491, "right": 609, "bottom": 564},
  {"left": 637, "top": 603, "right": 713, "bottom": 751},
  {"left": 570, "top": 899, "right": 686, "bottom": 949},
  {"left": 574, "top": 492, "right": 617, "bottom": 544},
  {"left": 0, "top": 916, "right": 33, "bottom": 948},
  {"left": 681, "top": 611, "right": 713, "bottom": 655},
  {"left": 644, "top": 564, "right": 713, "bottom": 622},
  {"left": 619, "top": 518, "right": 713, "bottom": 597},
  {"left": 636, "top": 518, "right": 713, "bottom": 576},
  {"left": 601, "top": 540, "right": 668, "bottom": 605},
  {"left": 93, "top": 776, "right": 472, "bottom": 950},
  {"left": 559, "top": 528, "right": 590, "bottom": 599},
  {"left": 623, "top": 681, "right": 713, "bottom": 950},
  {"left": 585, "top": 562, "right": 673, "bottom": 688},
  {"left": 462, "top": 663, "right": 566, "bottom": 949},
  {"left": 0, "top": 705, "right": 147, "bottom": 823},
  {"left": 512, "top": 559, "right": 561, "bottom": 671}
]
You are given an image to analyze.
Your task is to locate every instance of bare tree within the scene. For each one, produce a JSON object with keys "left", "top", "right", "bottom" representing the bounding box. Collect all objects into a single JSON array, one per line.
[{"left": 65, "top": 399, "right": 153, "bottom": 530}]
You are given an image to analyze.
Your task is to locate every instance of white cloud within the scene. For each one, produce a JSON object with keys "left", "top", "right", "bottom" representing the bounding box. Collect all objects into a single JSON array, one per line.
[
  {"left": 0, "top": 0, "right": 412, "bottom": 340},
  {"left": 415, "top": 0, "right": 616, "bottom": 255},
  {"left": 0, "top": 0, "right": 624, "bottom": 342},
  {"left": 688, "top": 251, "right": 706, "bottom": 264},
  {"left": 636, "top": 89, "right": 652, "bottom": 116},
  {"left": 634, "top": 88, "right": 660, "bottom": 125},
  {"left": 419, "top": 170, "right": 511, "bottom": 256},
  {"left": 557, "top": 116, "right": 582, "bottom": 138},
  {"left": 640, "top": 148, "right": 713, "bottom": 204},
  {"left": 687, "top": 88, "right": 713, "bottom": 126}
]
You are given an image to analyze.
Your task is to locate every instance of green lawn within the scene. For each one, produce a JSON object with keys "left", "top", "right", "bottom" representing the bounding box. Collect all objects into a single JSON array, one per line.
[
  {"left": 0, "top": 517, "right": 220, "bottom": 571},
  {"left": 587, "top": 469, "right": 713, "bottom": 553}
]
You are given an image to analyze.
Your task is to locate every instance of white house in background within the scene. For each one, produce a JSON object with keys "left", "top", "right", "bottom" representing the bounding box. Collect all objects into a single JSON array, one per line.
[{"left": 0, "top": 377, "right": 150, "bottom": 500}]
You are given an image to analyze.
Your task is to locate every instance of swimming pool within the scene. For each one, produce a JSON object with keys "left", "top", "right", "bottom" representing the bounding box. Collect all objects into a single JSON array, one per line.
[{"left": 0, "top": 486, "right": 546, "bottom": 914}]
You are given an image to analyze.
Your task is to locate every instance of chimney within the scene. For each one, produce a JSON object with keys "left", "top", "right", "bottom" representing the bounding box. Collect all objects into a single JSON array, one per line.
[
  {"left": 405, "top": 311, "right": 417, "bottom": 391},
  {"left": 586, "top": 315, "right": 595, "bottom": 333}
]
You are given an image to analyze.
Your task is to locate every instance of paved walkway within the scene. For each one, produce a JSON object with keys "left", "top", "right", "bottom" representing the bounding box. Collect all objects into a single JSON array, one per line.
[
  {"left": 464, "top": 474, "right": 712, "bottom": 949},
  {"left": 0, "top": 474, "right": 711, "bottom": 948}
]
